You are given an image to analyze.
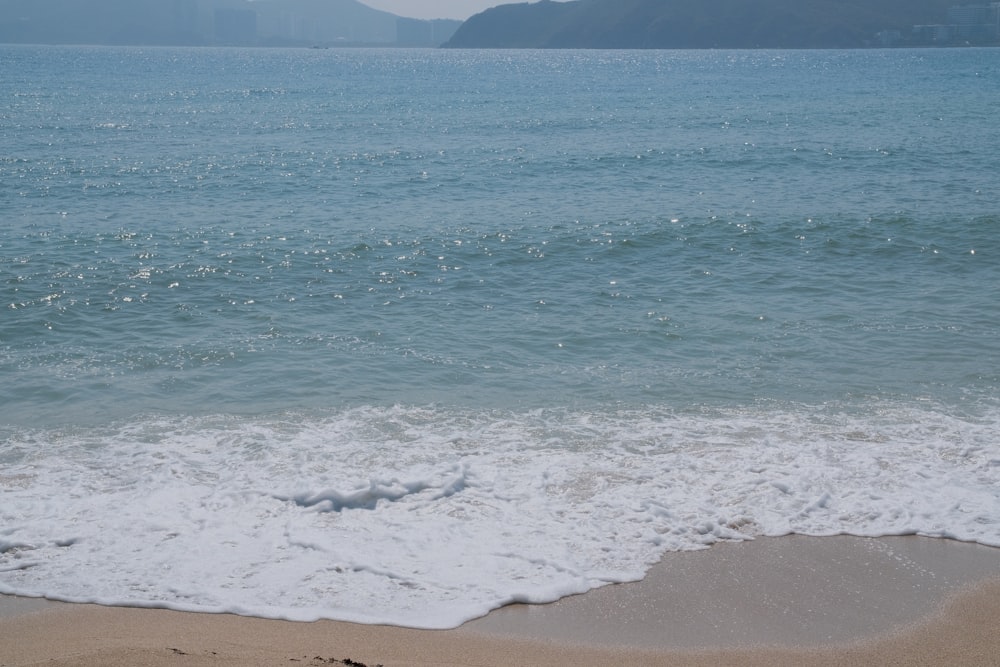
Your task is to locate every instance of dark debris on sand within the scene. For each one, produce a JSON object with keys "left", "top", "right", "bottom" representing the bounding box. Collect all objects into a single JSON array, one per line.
[{"left": 292, "top": 657, "right": 383, "bottom": 667}]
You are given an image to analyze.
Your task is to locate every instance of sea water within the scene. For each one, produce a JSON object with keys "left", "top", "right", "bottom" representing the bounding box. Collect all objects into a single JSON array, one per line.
[{"left": 1, "top": 45, "right": 998, "bottom": 628}]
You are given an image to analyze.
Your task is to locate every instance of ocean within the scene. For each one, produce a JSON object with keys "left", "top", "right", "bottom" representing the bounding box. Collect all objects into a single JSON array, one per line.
[{"left": 1, "top": 44, "right": 998, "bottom": 628}]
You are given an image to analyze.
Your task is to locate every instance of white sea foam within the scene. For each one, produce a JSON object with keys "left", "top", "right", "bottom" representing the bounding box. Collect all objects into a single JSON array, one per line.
[{"left": 1, "top": 402, "right": 998, "bottom": 628}]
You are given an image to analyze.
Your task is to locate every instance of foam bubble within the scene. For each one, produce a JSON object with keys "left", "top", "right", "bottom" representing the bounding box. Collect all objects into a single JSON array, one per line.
[{"left": 0, "top": 401, "right": 998, "bottom": 628}]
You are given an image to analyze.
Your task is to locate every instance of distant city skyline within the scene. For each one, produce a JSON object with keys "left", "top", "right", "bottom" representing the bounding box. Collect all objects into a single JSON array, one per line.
[{"left": 359, "top": 1, "right": 563, "bottom": 21}]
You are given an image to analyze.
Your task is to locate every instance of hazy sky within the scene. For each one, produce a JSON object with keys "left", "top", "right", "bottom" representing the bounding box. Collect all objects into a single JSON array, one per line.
[{"left": 360, "top": 1, "right": 555, "bottom": 21}]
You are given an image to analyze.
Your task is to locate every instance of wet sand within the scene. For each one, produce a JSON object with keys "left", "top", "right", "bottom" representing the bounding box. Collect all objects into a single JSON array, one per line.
[{"left": 2, "top": 535, "right": 999, "bottom": 666}]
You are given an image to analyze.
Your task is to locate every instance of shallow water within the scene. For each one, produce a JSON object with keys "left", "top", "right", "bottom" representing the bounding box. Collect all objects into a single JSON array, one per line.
[{"left": 1, "top": 45, "right": 998, "bottom": 628}]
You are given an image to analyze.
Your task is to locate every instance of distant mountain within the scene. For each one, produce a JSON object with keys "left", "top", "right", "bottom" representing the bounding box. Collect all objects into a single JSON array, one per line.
[
  {"left": 0, "top": 0, "right": 461, "bottom": 47},
  {"left": 255, "top": 0, "right": 399, "bottom": 44},
  {"left": 443, "top": 0, "right": 969, "bottom": 48}
]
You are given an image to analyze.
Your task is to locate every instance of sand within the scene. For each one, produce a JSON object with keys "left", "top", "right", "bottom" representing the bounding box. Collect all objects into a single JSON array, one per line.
[{"left": 1, "top": 535, "right": 999, "bottom": 666}]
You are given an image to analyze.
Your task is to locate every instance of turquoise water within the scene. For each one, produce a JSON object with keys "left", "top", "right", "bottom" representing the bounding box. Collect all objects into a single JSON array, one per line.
[{"left": 1, "top": 46, "right": 999, "bottom": 627}]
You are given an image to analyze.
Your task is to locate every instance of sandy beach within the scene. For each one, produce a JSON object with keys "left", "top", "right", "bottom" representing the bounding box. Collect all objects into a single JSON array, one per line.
[{"left": 2, "top": 535, "right": 999, "bottom": 667}]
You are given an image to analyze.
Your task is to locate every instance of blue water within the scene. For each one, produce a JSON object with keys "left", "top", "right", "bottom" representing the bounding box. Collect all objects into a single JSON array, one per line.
[{"left": 1, "top": 46, "right": 999, "bottom": 627}]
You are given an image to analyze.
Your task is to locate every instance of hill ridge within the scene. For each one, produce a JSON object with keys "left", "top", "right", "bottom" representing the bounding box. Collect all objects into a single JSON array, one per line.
[{"left": 444, "top": 0, "right": 999, "bottom": 48}]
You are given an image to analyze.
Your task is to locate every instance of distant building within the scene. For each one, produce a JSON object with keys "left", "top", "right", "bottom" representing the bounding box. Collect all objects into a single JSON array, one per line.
[
  {"left": 167, "top": 0, "right": 200, "bottom": 43},
  {"left": 875, "top": 29, "right": 902, "bottom": 46},
  {"left": 913, "top": 23, "right": 952, "bottom": 45},
  {"left": 947, "top": 2, "right": 999, "bottom": 39},
  {"left": 260, "top": 11, "right": 324, "bottom": 44},
  {"left": 396, "top": 18, "right": 461, "bottom": 47},
  {"left": 912, "top": 23, "right": 953, "bottom": 43},
  {"left": 912, "top": 2, "right": 1000, "bottom": 44},
  {"left": 214, "top": 8, "right": 257, "bottom": 45},
  {"left": 251, "top": 2, "right": 399, "bottom": 46},
  {"left": 947, "top": 4, "right": 992, "bottom": 25}
]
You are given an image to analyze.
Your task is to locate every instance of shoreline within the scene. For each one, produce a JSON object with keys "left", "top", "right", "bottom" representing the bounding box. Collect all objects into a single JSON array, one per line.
[{"left": 2, "top": 535, "right": 999, "bottom": 666}]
